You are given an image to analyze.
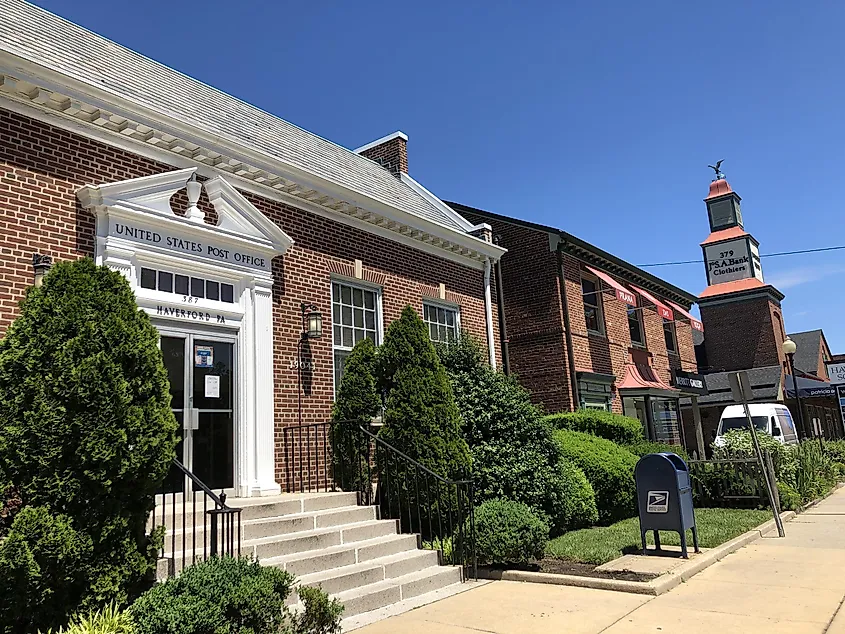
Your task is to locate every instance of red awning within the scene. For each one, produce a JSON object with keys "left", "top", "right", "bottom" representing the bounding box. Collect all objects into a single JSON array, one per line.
[
  {"left": 617, "top": 362, "right": 678, "bottom": 393},
  {"left": 667, "top": 301, "right": 703, "bottom": 332},
  {"left": 631, "top": 285, "right": 673, "bottom": 321},
  {"left": 585, "top": 265, "right": 637, "bottom": 307}
]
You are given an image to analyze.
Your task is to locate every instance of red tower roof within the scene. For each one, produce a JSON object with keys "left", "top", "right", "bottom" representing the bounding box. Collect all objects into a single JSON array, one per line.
[{"left": 705, "top": 178, "right": 733, "bottom": 200}]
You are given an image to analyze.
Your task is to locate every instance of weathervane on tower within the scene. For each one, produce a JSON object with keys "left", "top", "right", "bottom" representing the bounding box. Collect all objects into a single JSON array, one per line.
[{"left": 707, "top": 159, "right": 725, "bottom": 181}]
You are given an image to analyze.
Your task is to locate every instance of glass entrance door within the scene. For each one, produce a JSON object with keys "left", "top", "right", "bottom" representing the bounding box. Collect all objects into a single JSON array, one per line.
[{"left": 160, "top": 334, "right": 235, "bottom": 493}]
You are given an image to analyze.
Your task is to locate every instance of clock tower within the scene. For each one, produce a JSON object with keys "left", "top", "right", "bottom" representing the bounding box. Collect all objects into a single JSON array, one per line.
[{"left": 696, "top": 167, "right": 787, "bottom": 372}]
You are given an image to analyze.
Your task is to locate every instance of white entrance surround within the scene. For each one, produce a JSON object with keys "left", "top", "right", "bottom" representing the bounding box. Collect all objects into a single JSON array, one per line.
[{"left": 77, "top": 168, "right": 293, "bottom": 497}]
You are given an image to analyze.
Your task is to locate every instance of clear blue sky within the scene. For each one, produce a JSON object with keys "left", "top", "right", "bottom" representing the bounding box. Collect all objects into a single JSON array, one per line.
[{"left": 32, "top": 1, "right": 845, "bottom": 352}]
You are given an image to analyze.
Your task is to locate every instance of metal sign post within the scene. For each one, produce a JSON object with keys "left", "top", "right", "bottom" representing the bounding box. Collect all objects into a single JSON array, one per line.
[{"left": 729, "top": 371, "right": 785, "bottom": 537}]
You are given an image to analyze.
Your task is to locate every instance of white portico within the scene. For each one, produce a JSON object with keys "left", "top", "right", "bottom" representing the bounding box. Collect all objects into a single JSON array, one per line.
[{"left": 77, "top": 168, "right": 293, "bottom": 497}]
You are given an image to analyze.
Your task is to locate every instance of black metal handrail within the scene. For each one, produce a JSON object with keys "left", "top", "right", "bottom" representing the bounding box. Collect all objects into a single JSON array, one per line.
[
  {"left": 151, "top": 458, "right": 242, "bottom": 577},
  {"left": 282, "top": 420, "right": 477, "bottom": 580}
]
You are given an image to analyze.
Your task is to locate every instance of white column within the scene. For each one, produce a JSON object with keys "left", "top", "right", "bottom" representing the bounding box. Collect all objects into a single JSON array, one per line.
[
  {"left": 238, "top": 285, "right": 255, "bottom": 497},
  {"left": 483, "top": 258, "right": 497, "bottom": 369},
  {"left": 251, "top": 283, "right": 280, "bottom": 495}
]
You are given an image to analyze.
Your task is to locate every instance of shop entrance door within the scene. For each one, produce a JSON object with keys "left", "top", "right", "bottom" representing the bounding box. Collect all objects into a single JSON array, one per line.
[{"left": 160, "top": 333, "right": 236, "bottom": 493}]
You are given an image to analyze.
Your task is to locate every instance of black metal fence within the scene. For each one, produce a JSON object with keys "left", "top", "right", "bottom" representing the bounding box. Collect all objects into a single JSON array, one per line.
[
  {"left": 152, "top": 459, "right": 242, "bottom": 576},
  {"left": 282, "top": 420, "right": 477, "bottom": 580},
  {"left": 689, "top": 452, "right": 779, "bottom": 509}
]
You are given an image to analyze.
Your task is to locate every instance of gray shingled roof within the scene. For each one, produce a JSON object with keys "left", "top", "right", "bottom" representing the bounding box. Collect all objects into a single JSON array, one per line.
[
  {"left": 0, "top": 0, "right": 472, "bottom": 234},
  {"left": 787, "top": 330, "right": 823, "bottom": 376},
  {"left": 680, "top": 365, "right": 782, "bottom": 406}
]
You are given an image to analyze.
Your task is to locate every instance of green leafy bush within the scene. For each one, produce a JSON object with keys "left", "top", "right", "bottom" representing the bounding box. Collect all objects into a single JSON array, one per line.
[
  {"left": 289, "top": 585, "right": 343, "bottom": 634},
  {"left": 544, "top": 410, "right": 644, "bottom": 445},
  {"left": 377, "top": 307, "right": 470, "bottom": 481},
  {"left": 438, "top": 336, "right": 579, "bottom": 535},
  {"left": 793, "top": 441, "right": 836, "bottom": 502},
  {"left": 823, "top": 439, "right": 845, "bottom": 475},
  {"left": 38, "top": 603, "right": 134, "bottom": 634},
  {"left": 555, "top": 461, "right": 598, "bottom": 530},
  {"left": 553, "top": 430, "right": 638, "bottom": 524},
  {"left": 777, "top": 482, "right": 801, "bottom": 512},
  {"left": 712, "top": 429, "right": 797, "bottom": 485},
  {"left": 624, "top": 441, "right": 689, "bottom": 462},
  {"left": 129, "top": 556, "right": 342, "bottom": 634},
  {"left": 0, "top": 506, "right": 94, "bottom": 633},
  {"left": 330, "top": 338, "right": 380, "bottom": 490},
  {"left": 422, "top": 536, "right": 453, "bottom": 562},
  {"left": 0, "top": 259, "right": 178, "bottom": 631},
  {"left": 459, "top": 499, "right": 548, "bottom": 565}
]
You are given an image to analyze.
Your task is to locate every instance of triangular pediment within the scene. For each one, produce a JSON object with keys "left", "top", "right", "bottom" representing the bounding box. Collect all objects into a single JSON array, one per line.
[{"left": 77, "top": 168, "right": 293, "bottom": 255}]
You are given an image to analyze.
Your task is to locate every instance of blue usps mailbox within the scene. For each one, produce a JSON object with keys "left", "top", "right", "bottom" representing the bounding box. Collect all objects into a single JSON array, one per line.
[{"left": 635, "top": 453, "right": 699, "bottom": 558}]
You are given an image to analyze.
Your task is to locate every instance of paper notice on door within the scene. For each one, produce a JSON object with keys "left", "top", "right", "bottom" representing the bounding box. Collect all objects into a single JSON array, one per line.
[
  {"left": 204, "top": 375, "right": 220, "bottom": 398},
  {"left": 195, "top": 345, "right": 213, "bottom": 368}
]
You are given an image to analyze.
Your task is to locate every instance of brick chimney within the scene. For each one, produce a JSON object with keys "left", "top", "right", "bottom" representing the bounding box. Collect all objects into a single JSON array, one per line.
[{"left": 354, "top": 131, "right": 408, "bottom": 176}]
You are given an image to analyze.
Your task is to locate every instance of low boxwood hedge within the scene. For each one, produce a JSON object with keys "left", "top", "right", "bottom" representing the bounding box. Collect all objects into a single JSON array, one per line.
[
  {"left": 460, "top": 499, "right": 548, "bottom": 565},
  {"left": 553, "top": 429, "right": 638, "bottom": 524},
  {"left": 544, "top": 410, "right": 644, "bottom": 445}
]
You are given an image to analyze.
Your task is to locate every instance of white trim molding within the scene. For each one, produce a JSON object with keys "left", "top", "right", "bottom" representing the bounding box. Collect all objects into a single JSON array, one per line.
[
  {"left": 78, "top": 169, "right": 290, "bottom": 497},
  {"left": 0, "top": 57, "right": 506, "bottom": 269},
  {"left": 483, "top": 258, "right": 497, "bottom": 370}
]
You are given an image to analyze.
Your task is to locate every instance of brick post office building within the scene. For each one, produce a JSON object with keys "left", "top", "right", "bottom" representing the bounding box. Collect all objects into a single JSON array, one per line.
[
  {"left": 0, "top": 1, "right": 505, "bottom": 498},
  {"left": 450, "top": 203, "right": 701, "bottom": 445}
]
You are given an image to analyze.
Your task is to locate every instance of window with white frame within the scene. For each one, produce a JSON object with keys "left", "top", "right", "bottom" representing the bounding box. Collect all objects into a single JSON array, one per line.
[
  {"left": 332, "top": 281, "right": 380, "bottom": 394},
  {"left": 423, "top": 302, "right": 460, "bottom": 344}
]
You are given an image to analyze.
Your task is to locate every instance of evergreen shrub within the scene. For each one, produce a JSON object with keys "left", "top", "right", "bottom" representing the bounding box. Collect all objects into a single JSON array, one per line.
[
  {"left": 438, "top": 336, "right": 582, "bottom": 534},
  {"left": 330, "top": 338, "right": 380, "bottom": 491},
  {"left": 544, "top": 410, "right": 644, "bottom": 445},
  {"left": 554, "top": 429, "right": 638, "bottom": 524},
  {"left": 624, "top": 441, "right": 689, "bottom": 462},
  {"left": 460, "top": 499, "right": 548, "bottom": 565},
  {"left": 0, "top": 259, "right": 178, "bottom": 632},
  {"left": 377, "top": 306, "right": 471, "bottom": 482},
  {"left": 129, "top": 556, "right": 343, "bottom": 634}
]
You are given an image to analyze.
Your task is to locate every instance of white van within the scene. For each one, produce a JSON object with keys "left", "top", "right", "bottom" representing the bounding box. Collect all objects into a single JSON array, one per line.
[{"left": 714, "top": 403, "right": 799, "bottom": 446}]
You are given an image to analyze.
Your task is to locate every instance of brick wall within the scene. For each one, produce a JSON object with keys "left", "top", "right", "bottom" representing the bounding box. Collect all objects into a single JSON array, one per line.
[
  {"left": 357, "top": 136, "right": 408, "bottom": 176},
  {"left": 462, "top": 211, "right": 698, "bottom": 415},
  {"left": 0, "top": 107, "right": 499, "bottom": 485},
  {"left": 699, "top": 294, "right": 785, "bottom": 372}
]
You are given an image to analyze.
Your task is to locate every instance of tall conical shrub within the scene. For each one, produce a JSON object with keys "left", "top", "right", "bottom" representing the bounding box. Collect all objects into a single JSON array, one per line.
[
  {"left": 0, "top": 258, "right": 178, "bottom": 632},
  {"left": 377, "top": 306, "right": 470, "bottom": 480},
  {"left": 331, "top": 338, "right": 380, "bottom": 490}
]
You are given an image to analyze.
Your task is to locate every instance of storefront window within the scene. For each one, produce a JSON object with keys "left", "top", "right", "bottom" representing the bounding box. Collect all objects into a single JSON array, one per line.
[
  {"left": 651, "top": 398, "right": 681, "bottom": 444},
  {"left": 663, "top": 318, "right": 677, "bottom": 354},
  {"left": 582, "top": 276, "right": 604, "bottom": 334},
  {"left": 622, "top": 395, "right": 681, "bottom": 445}
]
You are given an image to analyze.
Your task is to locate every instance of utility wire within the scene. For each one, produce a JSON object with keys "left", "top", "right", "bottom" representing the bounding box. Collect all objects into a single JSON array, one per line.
[{"left": 637, "top": 244, "right": 845, "bottom": 268}]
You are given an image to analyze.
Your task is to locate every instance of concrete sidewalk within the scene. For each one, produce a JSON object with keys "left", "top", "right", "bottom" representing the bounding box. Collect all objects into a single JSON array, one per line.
[{"left": 354, "top": 487, "right": 845, "bottom": 633}]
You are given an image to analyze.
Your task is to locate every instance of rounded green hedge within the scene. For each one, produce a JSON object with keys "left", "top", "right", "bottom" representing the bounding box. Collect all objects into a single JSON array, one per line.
[
  {"left": 553, "top": 429, "right": 638, "bottom": 524},
  {"left": 463, "top": 499, "right": 549, "bottom": 565},
  {"left": 544, "top": 410, "right": 644, "bottom": 445},
  {"left": 624, "top": 441, "right": 689, "bottom": 462},
  {"left": 554, "top": 460, "right": 598, "bottom": 530}
]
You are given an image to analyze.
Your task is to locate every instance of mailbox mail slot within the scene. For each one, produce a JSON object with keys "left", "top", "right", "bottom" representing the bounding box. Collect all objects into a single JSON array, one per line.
[{"left": 635, "top": 453, "right": 700, "bottom": 558}]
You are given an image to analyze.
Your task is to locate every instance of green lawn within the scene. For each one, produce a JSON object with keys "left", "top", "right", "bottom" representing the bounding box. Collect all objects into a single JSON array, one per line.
[{"left": 546, "top": 508, "right": 772, "bottom": 565}]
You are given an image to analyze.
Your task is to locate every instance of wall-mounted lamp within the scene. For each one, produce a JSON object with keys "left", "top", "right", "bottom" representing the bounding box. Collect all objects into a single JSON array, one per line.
[
  {"left": 297, "top": 303, "right": 323, "bottom": 428},
  {"left": 301, "top": 303, "right": 323, "bottom": 340},
  {"left": 32, "top": 253, "right": 53, "bottom": 287}
]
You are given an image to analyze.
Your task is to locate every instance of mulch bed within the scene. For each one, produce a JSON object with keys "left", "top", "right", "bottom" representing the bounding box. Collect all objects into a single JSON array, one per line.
[{"left": 482, "top": 559, "right": 656, "bottom": 583}]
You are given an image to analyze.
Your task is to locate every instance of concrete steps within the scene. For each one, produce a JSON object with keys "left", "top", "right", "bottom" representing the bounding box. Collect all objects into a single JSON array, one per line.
[{"left": 153, "top": 491, "right": 462, "bottom": 627}]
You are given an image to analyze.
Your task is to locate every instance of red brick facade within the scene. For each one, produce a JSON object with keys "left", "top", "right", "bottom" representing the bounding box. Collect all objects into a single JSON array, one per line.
[
  {"left": 455, "top": 207, "right": 698, "bottom": 415},
  {"left": 357, "top": 135, "right": 409, "bottom": 177},
  {"left": 0, "top": 108, "right": 499, "bottom": 486},
  {"left": 698, "top": 292, "right": 786, "bottom": 373}
]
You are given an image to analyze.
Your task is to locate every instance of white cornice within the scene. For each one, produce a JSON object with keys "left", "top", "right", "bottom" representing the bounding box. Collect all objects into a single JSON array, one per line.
[{"left": 0, "top": 56, "right": 504, "bottom": 266}]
